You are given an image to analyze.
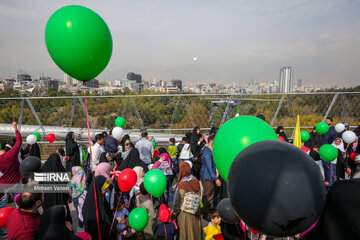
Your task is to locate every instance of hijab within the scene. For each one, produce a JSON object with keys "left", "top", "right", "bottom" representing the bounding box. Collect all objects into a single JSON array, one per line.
[
  {"left": 275, "top": 126, "right": 289, "bottom": 142},
  {"left": 121, "top": 134, "right": 132, "bottom": 152},
  {"left": 82, "top": 176, "right": 115, "bottom": 240},
  {"left": 175, "top": 161, "right": 200, "bottom": 196},
  {"left": 118, "top": 148, "right": 148, "bottom": 171},
  {"left": 352, "top": 136, "right": 359, "bottom": 152},
  {"left": 95, "top": 162, "right": 111, "bottom": 179},
  {"left": 133, "top": 166, "right": 144, "bottom": 185},
  {"left": 190, "top": 126, "right": 201, "bottom": 144},
  {"left": 36, "top": 205, "right": 80, "bottom": 240},
  {"left": 41, "top": 153, "right": 65, "bottom": 173},
  {"left": 99, "top": 152, "right": 110, "bottom": 163},
  {"left": 158, "top": 147, "right": 168, "bottom": 156},
  {"left": 65, "top": 132, "right": 75, "bottom": 156},
  {"left": 70, "top": 166, "right": 86, "bottom": 194},
  {"left": 332, "top": 138, "right": 345, "bottom": 153}
]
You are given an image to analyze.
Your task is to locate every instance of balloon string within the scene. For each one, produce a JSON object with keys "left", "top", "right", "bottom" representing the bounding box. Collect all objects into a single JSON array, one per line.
[
  {"left": 108, "top": 192, "right": 122, "bottom": 237},
  {"left": 235, "top": 222, "right": 246, "bottom": 240},
  {"left": 93, "top": 180, "right": 102, "bottom": 240},
  {"left": 83, "top": 84, "right": 93, "bottom": 172}
]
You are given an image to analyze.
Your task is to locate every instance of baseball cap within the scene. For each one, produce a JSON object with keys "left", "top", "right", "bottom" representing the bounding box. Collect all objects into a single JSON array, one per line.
[{"left": 140, "top": 126, "right": 147, "bottom": 132}]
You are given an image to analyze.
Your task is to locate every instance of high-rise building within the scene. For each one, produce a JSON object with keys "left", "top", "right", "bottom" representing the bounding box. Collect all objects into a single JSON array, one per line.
[
  {"left": 279, "top": 67, "right": 294, "bottom": 93},
  {"left": 17, "top": 73, "right": 32, "bottom": 82},
  {"left": 85, "top": 79, "right": 100, "bottom": 88},
  {"left": 64, "top": 74, "right": 73, "bottom": 86},
  {"left": 127, "top": 72, "right": 142, "bottom": 83},
  {"left": 297, "top": 79, "right": 302, "bottom": 88}
]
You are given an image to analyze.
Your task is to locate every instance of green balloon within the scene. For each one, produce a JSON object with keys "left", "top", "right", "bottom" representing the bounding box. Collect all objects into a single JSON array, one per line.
[
  {"left": 115, "top": 117, "right": 126, "bottom": 128},
  {"left": 144, "top": 169, "right": 166, "bottom": 198},
  {"left": 301, "top": 131, "right": 310, "bottom": 142},
  {"left": 45, "top": 5, "right": 112, "bottom": 81},
  {"left": 151, "top": 140, "right": 156, "bottom": 149},
  {"left": 315, "top": 122, "right": 329, "bottom": 135},
  {"left": 213, "top": 116, "right": 278, "bottom": 181},
  {"left": 319, "top": 144, "right": 338, "bottom": 162},
  {"left": 33, "top": 132, "right": 41, "bottom": 141},
  {"left": 128, "top": 208, "right": 149, "bottom": 231}
]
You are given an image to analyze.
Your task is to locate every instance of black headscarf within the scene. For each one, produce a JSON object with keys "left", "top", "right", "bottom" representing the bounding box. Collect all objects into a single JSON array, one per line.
[
  {"left": 40, "top": 153, "right": 71, "bottom": 221},
  {"left": 304, "top": 127, "right": 323, "bottom": 149},
  {"left": 336, "top": 149, "right": 346, "bottom": 179},
  {"left": 190, "top": 126, "right": 204, "bottom": 157},
  {"left": 309, "top": 150, "right": 321, "bottom": 161},
  {"left": 83, "top": 176, "right": 117, "bottom": 240},
  {"left": 120, "top": 134, "right": 132, "bottom": 152},
  {"left": 118, "top": 148, "right": 148, "bottom": 171},
  {"left": 275, "top": 126, "right": 289, "bottom": 142},
  {"left": 209, "top": 126, "right": 219, "bottom": 136},
  {"left": 24, "top": 143, "right": 41, "bottom": 158},
  {"left": 65, "top": 132, "right": 80, "bottom": 172},
  {"left": 99, "top": 152, "right": 110, "bottom": 163},
  {"left": 36, "top": 205, "right": 80, "bottom": 240},
  {"left": 304, "top": 179, "right": 360, "bottom": 240}
]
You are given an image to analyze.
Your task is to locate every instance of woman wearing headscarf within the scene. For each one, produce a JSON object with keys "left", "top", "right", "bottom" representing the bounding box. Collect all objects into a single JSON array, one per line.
[
  {"left": 83, "top": 175, "right": 116, "bottom": 240},
  {"left": 171, "top": 161, "right": 202, "bottom": 240},
  {"left": 304, "top": 127, "right": 324, "bottom": 149},
  {"left": 35, "top": 205, "right": 80, "bottom": 240},
  {"left": 275, "top": 126, "right": 289, "bottom": 142},
  {"left": 69, "top": 166, "right": 86, "bottom": 228},
  {"left": 190, "top": 126, "right": 204, "bottom": 179},
  {"left": 40, "top": 153, "right": 72, "bottom": 222},
  {"left": 121, "top": 139, "right": 133, "bottom": 160},
  {"left": 24, "top": 142, "right": 41, "bottom": 158},
  {"left": 118, "top": 148, "right": 148, "bottom": 171},
  {"left": 95, "top": 161, "right": 114, "bottom": 210},
  {"left": 329, "top": 138, "right": 347, "bottom": 180},
  {"left": 65, "top": 132, "right": 81, "bottom": 172}
]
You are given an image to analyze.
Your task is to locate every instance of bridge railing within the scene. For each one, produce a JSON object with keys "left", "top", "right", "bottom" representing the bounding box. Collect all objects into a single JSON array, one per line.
[{"left": 0, "top": 92, "right": 359, "bottom": 139}]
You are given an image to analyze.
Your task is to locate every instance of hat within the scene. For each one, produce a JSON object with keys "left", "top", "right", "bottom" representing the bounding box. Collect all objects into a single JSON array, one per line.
[
  {"left": 355, "top": 155, "right": 360, "bottom": 162},
  {"left": 140, "top": 126, "right": 147, "bottom": 132},
  {"left": 184, "top": 160, "right": 193, "bottom": 169}
]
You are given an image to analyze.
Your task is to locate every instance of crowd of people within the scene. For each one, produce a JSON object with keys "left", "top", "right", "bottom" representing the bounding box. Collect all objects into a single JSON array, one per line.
[{"left": 0, "top": 116, "right": 359, "bottom": 240}]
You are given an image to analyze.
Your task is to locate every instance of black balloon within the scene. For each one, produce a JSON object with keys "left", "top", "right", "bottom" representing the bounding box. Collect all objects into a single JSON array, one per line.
[
  {"left": 20, "top": 156, "right": 42, "bottom": 177},
  {"left": 227, "top": 140, "right": 326, "bottom": 237},
  {"left": 217, "top": 198, "right": 239, "bottom": 224}
]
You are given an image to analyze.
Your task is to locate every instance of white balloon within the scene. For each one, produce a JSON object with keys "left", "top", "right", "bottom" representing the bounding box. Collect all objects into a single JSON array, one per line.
[
  {"left": 112, "top": 127, "right": 124, "bottom": 140},
  {"left": 342, "top": 131, "right": 356, "bottom": 144},
  {"left": 26, "top": 134, "right": 37, "bottom": 145},
  {"left": 335, "top": 123, "right": 345, "bottom": 133}
]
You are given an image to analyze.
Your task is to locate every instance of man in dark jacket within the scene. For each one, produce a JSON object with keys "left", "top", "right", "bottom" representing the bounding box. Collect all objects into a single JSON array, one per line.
[
  {"left": 200, "top": 135, "right": 220, "bottom": 218},
  {"left": 323, "top": 117, "right": 337, "bottom": 144},
  {"left": 104, "top": 129, "right": 118, "bottom": 153}
]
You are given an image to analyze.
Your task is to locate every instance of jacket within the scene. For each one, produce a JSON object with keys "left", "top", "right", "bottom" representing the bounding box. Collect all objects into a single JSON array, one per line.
[
  {"left": 104, "top": 136, "right": 118, "bottom": 153},
  {"left": 0, "top": 130, "right": 22, "bottom": 184},
  {"left": 6, "top": 208, "right": 40, "bottom": 240},
  {"left": 200, "top": 146, "right": 217, "bottom": 182},
  {"left": 203, "top": 223, "right": 221, "bottom": 240}
]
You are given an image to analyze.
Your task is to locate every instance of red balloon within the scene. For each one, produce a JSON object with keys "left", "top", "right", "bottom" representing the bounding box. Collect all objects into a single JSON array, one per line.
[
  {"left": 117, "top": 168, "right": 137, "bottom": 192},
  {"left": 0, "top": 207, "right": 15, "bottom": 227},
  {"left": 46, "top": 133, "right": 56, "bottom": 143}
]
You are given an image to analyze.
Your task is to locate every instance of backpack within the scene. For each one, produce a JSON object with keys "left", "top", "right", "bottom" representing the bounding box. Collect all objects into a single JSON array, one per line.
[
  {"left": 179, "top": 144, "right": 193, "bottom": 160},
  {"left": 181, "top": 192, "right": 200, "bottom": 215}
]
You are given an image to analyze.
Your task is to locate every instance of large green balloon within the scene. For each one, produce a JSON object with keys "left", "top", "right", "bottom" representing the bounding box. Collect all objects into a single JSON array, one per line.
[
  {"left": 45, "top": 5, "right": 112, "bottom": 81},
  {"left": 128, "top": 208, "right": 149, "bottom": 231},
  {"left": 319, "top": 144, "right": 338, "bottom": 162},
  {"left": 33, "top": 132, "right": 41, "bottom": 141},
  {"left": 213, "top": 116, "right": 278, "bottom": 181},
  {"left": 144, "top": 169, "right": 166, "bottom": 198},
  {"left": 115, "top": 117, "right": 126, "bottom": 128},
  {"left": 301, "top": 131, "right": 310, "bottom": 142},
  {"left": 315, "top": 122, "right": 329, "bottom": 135}
]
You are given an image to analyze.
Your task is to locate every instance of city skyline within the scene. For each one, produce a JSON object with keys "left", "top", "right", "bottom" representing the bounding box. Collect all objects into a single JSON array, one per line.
[{"left": 0, "top": 0, "right": 360, "bottom": 87}]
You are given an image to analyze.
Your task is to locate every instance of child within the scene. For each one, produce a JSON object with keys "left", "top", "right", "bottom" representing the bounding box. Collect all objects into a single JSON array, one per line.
[
  {"left": 114, "top": 198, "right": 129, "bottom": 237},
  {"left": 154, "top": 204, "right": 176, "bottom": 240},
  {"left": 168, "top": 138, "right": 177, "bottom": 163},
  {"left": 136, "top": 183, "right": 156, "bottom": 239},
  {"left": 151, "top": 153, "right": 173, "bottom": 204},
  {"left": 203, "top": 208, "right": 222, "bottom": 240}
]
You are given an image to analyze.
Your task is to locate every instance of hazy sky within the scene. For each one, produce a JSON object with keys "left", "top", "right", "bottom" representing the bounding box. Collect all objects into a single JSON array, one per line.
[{"left": 0, "top": 0, "right": 359, "bottom": 87}]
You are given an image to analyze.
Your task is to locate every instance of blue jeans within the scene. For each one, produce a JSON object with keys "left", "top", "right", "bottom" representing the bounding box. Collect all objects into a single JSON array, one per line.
[
  {"left": 161, "top": 175, "right": 174, "bottom": 204},
  {"left": 0, "top": 194, "right": 8, "bottom": 237},
  {"left": 72, "top": 196, "right": 84, "bottom": 228}
]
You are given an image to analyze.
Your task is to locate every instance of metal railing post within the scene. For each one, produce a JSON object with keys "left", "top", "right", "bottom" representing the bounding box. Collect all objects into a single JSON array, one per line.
[
  {"left": 130, "top": 97, "right": 144, "bottom": 128},
  {"left": 79, "top": 98, "right": 95, "bottom": 129},
  {"left": 25, "top": 98, "right": 45, "bottom": 136},
  {"left": 69, "top": 99, "right": 77, "bottom": 128},
  {"left": 322, "top": 93, "right": 339, "bottom": 122},
  {"left": 270, "top": 94, "right": 285, "bottom": 126},
  {"left": 18, "top": 99, "right": 24, "bottom": 131},
  {"left": 287, "top": 95, "right": 297, "bottom": 139},
  {"left": 340, "top": 94, "right": 348, "bottom": 123}
]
